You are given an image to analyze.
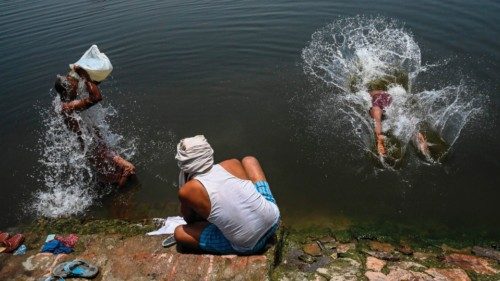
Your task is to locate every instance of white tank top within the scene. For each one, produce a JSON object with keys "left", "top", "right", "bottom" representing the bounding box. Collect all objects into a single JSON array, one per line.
[{"left": 194, "top": 164, "right": 280, "bottom": 251}]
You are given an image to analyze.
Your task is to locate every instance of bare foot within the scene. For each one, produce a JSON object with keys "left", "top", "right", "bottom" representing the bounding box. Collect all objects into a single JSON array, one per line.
[{"left": 416, "top": 132, "right": 430, "bottom": 157}]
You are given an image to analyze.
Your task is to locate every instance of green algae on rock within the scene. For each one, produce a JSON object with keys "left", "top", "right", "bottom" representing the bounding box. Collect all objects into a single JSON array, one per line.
[{"left": 28, "top": 218, "right": 156, "bottom": 239}]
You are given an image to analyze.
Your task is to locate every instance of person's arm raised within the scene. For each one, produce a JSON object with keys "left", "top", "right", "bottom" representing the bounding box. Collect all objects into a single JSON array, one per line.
[{"left": 61, "top": 65, "right": 103, "bottom": 113}]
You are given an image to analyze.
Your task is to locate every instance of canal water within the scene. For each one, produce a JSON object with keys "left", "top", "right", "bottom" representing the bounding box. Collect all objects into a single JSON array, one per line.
[{"left": 0, "top": 0, "right": 498, "bottom": 237}]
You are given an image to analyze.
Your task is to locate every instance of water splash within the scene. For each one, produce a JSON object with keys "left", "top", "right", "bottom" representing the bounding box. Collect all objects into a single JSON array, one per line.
[
  {"left": 302, "top": 16, "right": 481, "bottom": 166},
  {"left": 33, "top": 79, "right": 136, "bottom": 218},
  {"left": 302, "top": 16, "right": 421, "bottom": 92}
]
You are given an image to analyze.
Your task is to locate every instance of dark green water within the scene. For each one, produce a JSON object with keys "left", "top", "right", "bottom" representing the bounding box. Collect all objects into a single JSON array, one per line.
[{"left": 0, "top": 0, "right": 498, "bottom": 237}]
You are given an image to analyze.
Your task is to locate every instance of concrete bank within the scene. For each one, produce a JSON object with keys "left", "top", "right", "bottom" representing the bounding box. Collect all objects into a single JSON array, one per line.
[{"left": 0, "top": 219, "right": 499, "bottom": 280}]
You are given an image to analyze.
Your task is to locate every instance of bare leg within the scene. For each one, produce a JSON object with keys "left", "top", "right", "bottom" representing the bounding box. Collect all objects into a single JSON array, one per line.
[
  {"left": 219, "top": 159, "right": 249, "bottom": 180},
  {"left": 416, "top": 132, "right": 430, "bottom": 157},
  {"left": 241, "top": 156, "right": 267, "bottom": 183},
  {"left": 370, "top": 106, "right": 384, "bottom": 137},
  {"left": 174, "top": 221, "right": 210, "bottom": 251},
  {"left": 369, "top": 106, "right": 386, "bottom": 155}
]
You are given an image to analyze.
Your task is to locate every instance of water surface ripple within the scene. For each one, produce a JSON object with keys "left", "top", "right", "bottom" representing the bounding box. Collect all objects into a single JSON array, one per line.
[{"left": 0, "top": 0, "right": 498, "bottom": 237}]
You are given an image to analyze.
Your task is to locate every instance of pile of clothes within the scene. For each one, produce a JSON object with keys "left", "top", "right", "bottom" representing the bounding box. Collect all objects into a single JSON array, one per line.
[
  {"left": 41, "top": 234, "right": 79, "bottom": 254},
  {"left": 39, "top": 234, "right": 100, "bottom": 280}
]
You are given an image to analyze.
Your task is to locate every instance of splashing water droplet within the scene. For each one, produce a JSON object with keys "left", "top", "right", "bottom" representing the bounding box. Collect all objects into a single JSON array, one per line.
[
  {"left": 302, "top": 16, "right": 482, "bottom": 166},
  {"left": 32, "top": 79, "right": 137, "bottom": 218}
]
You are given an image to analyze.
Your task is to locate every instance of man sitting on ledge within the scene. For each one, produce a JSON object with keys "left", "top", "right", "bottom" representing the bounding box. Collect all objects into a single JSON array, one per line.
[{"left": 173, "top": 135, "right": 280, "bottom": 254}]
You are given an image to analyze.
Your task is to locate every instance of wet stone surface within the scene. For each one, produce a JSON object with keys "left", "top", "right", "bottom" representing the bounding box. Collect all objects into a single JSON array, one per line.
[
  {"left": 471, "top": 246, "right": 500, "bottom": 263},
  {"left": 425, "top": 268, "right": 471, "bottom": 281},
  {"left": 271, "top": 230, "right": 500, "bottom": 281},
  {"left": 369, "top": 241, "right": 395, "bottom": 253},
  {"left": 397, "top": 243, "right": 414, "bottom": 255},
  {"left": 444, "top": 253, "right": 499, "bottom": 275},
  {"left": 366, "top": 256, "right": 386, "bottom": 272},
  {"left": 0, "top": 235, "right": 270, "bottom": 281},
  {"left": 1, "top": 223, "right": 500, "bottom": 281},
  {"left": 303, "top": 242, "right": 323, "bottom": 257}
]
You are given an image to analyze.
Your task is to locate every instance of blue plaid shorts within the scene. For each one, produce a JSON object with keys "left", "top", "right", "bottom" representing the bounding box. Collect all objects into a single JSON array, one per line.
[{"left": 199, "top": 181, "right": 278, "bottom": 254}]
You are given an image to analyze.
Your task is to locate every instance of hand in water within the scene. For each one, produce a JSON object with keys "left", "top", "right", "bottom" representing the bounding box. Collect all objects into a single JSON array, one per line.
[
  {"left": 123, "top": 162, "right": 136, "bottom": 176},
  {"left": 113, "top": 156, "right": 136, "bottom": 187}
]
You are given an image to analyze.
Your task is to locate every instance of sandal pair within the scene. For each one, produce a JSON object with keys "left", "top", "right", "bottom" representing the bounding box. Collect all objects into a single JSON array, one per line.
[
  {"left": 52, "top": 259, "right": 99, "bottom": 279},
  {"left": 0, "top": 232, "right": 25, "bottom": 253},
  {"left": 38, "top": 259, "right": 98, "bottom": 281}
]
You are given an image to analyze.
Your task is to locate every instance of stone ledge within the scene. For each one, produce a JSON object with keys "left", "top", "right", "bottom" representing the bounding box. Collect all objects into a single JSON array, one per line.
[
  {"left": 0, "top": 235, "right": 270, "bottom": 281},
  {"left": 2, "top": 221, "right": 499, "bottom": 281}
]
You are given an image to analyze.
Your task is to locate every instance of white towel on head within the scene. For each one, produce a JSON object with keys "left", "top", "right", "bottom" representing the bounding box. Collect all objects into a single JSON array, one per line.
[{"left": 175, "top": 135, "right": 214, "bottom": 187}]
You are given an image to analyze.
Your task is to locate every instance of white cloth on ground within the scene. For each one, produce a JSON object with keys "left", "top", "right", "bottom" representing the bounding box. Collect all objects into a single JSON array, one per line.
[
  {"left": 146, "top": 216, "right": 186, "bottom": 235},
  {"left": 175, "top": 135, "right": 214, "bottom": 187}
]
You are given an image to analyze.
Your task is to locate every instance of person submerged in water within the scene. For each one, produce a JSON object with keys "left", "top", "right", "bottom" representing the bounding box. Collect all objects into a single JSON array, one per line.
[
  {"left": 173, "top": 135, "right": 280, "bottom": 254},
  {"left": 53, "top": 65, "right": 135, "bottom": 187},
  {"left": 369, "top": 89, "right": 430, "bottom": 158}
]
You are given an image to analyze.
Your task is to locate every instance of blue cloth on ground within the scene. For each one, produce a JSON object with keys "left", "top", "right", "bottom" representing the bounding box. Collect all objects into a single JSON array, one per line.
[
  {"left": 13, "top": 244, "right": 27, "bottom": 255},
  {"left": 41, "top": 240, "right": 73, "bottom": 254}
]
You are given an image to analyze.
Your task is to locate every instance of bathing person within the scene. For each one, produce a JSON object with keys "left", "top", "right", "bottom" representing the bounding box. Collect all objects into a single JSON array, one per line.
[
  {"left": 173, "top": 135, "right": 280, "bottom": 254},
  {"left": 369, "top": 89, "right": 392, "bottom": 156},
  {"left": 368, "top": 89, "right": 430, "bottom": 157},
  {"left": 53, "top": 65, "right": 135, "bottom": 187}
]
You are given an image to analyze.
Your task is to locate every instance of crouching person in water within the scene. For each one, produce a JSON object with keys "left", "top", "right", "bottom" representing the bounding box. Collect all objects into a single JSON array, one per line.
[
  {"left": 369, "top": 88, "right": 431, "bottom": 158},
  {"left": 173, "top": 135, "right": 280, "bottom": 254},
  {"left": 54, "top": 65, "right": 135, "bottom": 187}
]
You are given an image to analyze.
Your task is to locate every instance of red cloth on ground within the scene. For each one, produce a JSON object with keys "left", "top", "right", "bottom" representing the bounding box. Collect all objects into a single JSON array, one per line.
[{"left": 55, "top": 234, "right": 79, "bottom": 248}]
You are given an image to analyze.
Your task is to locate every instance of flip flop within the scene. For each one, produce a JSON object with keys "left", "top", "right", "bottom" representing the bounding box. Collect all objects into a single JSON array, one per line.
[
  {"left": 162, "top": 234, "right": 176, "bottom": 248},
  {"left": 53, "top": 259, "right": 99, "bottom": 278},
  {"left": 1, "top": 233, "right": 24, "bottom": 253}
]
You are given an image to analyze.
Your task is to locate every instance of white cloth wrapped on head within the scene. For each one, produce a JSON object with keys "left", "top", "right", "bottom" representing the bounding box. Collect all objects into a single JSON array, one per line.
[
  {"left": 70, "top": 45, "right": 113, "bottom": 82},
  {"left": 175, "top": 135, "right": 214, "bottom": 187}
]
